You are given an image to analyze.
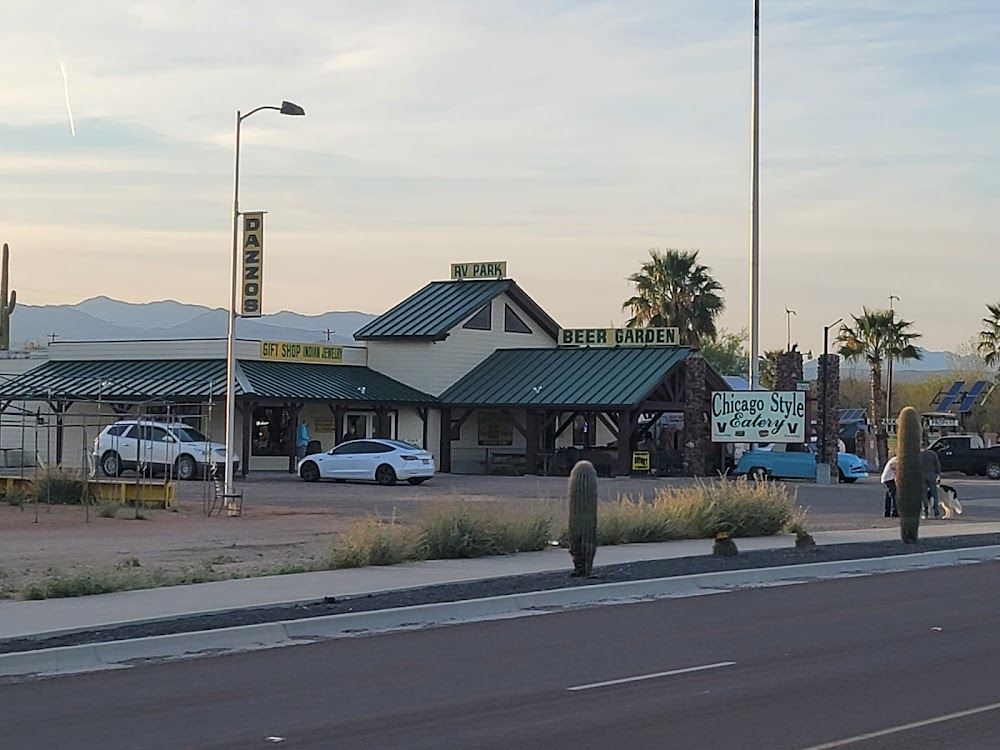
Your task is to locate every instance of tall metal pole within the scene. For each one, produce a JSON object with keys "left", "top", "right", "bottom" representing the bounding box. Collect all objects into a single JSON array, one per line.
[
  {"left": 821, "top": 325, "right": 829, "bottom": 467},
  {"left": 224, "top": 111, "right": 242, "bottom": 497},
  {"left": 748, "top": 0, "right": 761, "bottom": 388},
  {"left": 785, "top": 306, "right": 796, "bottom": 352},
  {"left": 886, "top": 294, "right": 899, "bottom": 432}
]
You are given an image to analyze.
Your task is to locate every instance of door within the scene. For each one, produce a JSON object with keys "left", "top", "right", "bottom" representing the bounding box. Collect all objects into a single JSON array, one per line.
[
  {"left": 114, "top": 425, "right": 140, "bottom": 470},
  {"left": 144, "top": 425, "right": 174, "bottom": 470},
  {"left": 352, "top": 440, "right": 392, "bottom": 480},
  {"left": 318, "top": 442, "right": 358, "bottom": 479}
]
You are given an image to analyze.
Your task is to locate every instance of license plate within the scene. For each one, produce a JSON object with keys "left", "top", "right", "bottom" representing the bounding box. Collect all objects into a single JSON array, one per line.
[{"left": 422, "top": 459, "right": 429, "bottom": 465}]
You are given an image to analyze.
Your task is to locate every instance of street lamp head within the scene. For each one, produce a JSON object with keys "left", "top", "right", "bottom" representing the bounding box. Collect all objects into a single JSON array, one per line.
[{"left": 280, "top": 101, "right": 306, "bottom": 116}]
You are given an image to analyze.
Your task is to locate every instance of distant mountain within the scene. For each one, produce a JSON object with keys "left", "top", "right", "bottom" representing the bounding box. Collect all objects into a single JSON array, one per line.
[
  {"left": 803, "top": 349, "right": 958, "bottom": 380},
  {"left": 11, "top": 298, "right": 377, "bottom": 349}
]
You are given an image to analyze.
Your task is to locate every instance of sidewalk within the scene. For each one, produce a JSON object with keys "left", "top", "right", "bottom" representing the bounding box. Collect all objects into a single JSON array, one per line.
[{"left": 3, "top": 522, "right": 1000, "bottom": 644}]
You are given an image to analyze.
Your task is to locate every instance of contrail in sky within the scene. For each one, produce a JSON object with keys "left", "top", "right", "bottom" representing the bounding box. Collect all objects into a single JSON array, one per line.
[{"left": 59, "top": 57, "right": 76, "bottom": 137}]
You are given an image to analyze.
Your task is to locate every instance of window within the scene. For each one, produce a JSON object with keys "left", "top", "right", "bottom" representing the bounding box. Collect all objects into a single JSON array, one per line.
[
  {"left": 504, "top": 304, "right": 532, "bottom": 334},
  {"left": 173, "top": 426, "right": 208, "bottom": 443},
  {"left": 331, "top": 443, "right": 362, "bottom": 455},
  {"left": 105, "top": 424, "right": 132, "bottom": 438},
  {"left": 253, "top": 406, "right": 292, "bottom": 456},
  {"left": 138, "top": 426, "right": 171, "bottom": 442},
  {"left": 463, "top": 303, "right": 492, "bottom": 331},
  {"left": 357, "top": 441, "right": 390, "bottom": 454},
  {"left": 478, "top": 412, "right": 513, "bottom": 446}
]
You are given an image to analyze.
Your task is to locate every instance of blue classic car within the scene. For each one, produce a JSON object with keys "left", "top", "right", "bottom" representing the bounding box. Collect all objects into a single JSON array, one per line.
[{"left": 735, "top": 443, "right": 869, "bottom": 483}]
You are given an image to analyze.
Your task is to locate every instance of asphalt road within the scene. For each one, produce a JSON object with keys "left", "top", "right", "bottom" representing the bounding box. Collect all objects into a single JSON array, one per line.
[
  {"left": 178, "top": 471, "right": 1000, "bottom": 531},
  {"left": 5, "top": 562, "right": 1000, "bottom": 749}
]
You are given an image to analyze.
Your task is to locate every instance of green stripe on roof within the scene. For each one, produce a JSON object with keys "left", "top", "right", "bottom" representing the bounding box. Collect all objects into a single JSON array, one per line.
[
  {"left": 0, "top": 360, "right": 233, "bottom": 400},
  {"left": 239, "top": 360, "right": 435, "bottom": 403},
  {"left": 441, "top": 347, "right": 712, "bottom": 407},
  {"left": 0, "top": 360, "right": 435, "bottom": 404},
  {"left": 354, "top": 279, "right": 510, "bottom": 339}
]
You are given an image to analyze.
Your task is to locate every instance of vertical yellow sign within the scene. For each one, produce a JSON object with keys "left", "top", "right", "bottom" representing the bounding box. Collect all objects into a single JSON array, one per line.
[{"left": 241, "top": 212, "right": 264, "bottom": 317}]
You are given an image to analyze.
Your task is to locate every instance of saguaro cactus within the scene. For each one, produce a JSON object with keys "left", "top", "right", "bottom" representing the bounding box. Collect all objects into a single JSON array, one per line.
[
  {"left": 0, "top": 243, "right": 16, "bottom": 351},
  {"left": 568, "top": 460, "right": 598, "bottom": 577},
  {"left": 896, "top": 406, "right": 923, "bottom": 544}
]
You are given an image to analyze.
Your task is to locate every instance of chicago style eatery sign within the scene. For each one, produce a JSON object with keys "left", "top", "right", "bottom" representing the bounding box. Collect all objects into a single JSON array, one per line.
[
  {"left": 260, "top": 341, "right": 344, "bottom": 364},
  {"left": 559, "top": 327, "right": 680, "bottom": 347},
  {"left": 711, "top": 391, "right": 806, "bottom": 443},
  {"left": 240, "top": 212, "right": 265, "bottom": 317}
]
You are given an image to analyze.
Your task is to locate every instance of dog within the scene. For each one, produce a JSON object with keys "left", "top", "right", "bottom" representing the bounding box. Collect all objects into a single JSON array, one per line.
[{"left": 938, "top": 481, "right": 963, "bottom": 519}]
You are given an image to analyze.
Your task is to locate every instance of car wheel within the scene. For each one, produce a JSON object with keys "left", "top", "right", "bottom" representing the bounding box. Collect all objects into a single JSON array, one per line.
[
  {"left": 375, "top": 464, "right": 397, "bottom": 486},
  {"left": 300, "top": 461, "right": 320, "bottom": 483},
  {"left": 841, "top": 476, "right": 857, "bottom": 484},
  {"left": 175, "top": 455, "right": 198, "bottom": 481},
  {"left": 838, "top": 468, "right": 846, "bottom": 483},
  {"left": 100, "top": 451, "right": 122, "bottom": 477},
  {"left": 749, "top": 467, "right": 767, "bottom": 481},
  {"left": 407, "top": 478, "right": 428, "bottom": 485},
  {"left": 987, "top": 462, "right": 1000, "bottom": 481}
]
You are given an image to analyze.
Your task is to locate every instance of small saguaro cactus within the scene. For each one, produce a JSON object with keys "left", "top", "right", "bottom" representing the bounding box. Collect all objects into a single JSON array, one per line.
[
  {"left": 568, "top": 460, "right": 599, "bottom": 577},
  {"left": 0, "top": 243, "right": 16, "bottom": 351},
  {"left": 896, "top": 406, "right": 923, "bottom": 544}
]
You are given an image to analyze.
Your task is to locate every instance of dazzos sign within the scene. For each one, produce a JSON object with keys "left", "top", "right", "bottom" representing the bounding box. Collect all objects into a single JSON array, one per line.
[{"left": 711, "top": 391, "right": 805, "bottom": 443}]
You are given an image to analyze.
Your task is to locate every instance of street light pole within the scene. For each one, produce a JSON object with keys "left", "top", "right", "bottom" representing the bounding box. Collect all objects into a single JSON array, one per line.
[
  {"left": 785, "top": 306, "right": 796, "bottom": 352},
  {"left": 821, "top": 318, "right": 843, "bottom": 470},
  {"left": 748, "top": 0, "right": 761, "bottom": 388},
  {"left": 224, "top": 102, "right": 305, "bottom": 497},
  {"left": 886, "top": 294, "right": 900, "bottom": 433}
]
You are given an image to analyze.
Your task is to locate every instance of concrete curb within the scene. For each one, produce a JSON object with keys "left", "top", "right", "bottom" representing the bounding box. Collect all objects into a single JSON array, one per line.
[{"left": 5, "top": 544, "right": 1000, "bottom": 680}]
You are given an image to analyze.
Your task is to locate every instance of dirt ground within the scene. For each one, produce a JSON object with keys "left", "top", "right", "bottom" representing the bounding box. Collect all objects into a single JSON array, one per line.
[{"left": 2, "top": 472, "right": 997, "bottom": 599}]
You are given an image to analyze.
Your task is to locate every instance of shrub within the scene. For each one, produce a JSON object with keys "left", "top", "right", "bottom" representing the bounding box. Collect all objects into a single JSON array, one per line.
[
  {"left": 419, "top": 502, "right": 551, "bottom": 559},
  {"left": 96, "top": 502, "right": 120, "bottom": 519},
  {"left": 325, "top": 515, "right": 424, "bottom": 569},
  {"left": 4, "top": 491, "right": 26, "bottom": 507},
  {"left": 34, "top": 470, "right": 86, "bottom": 505},
  {"left": 20, "top": 564, "right": 225, "bottom": 600}
]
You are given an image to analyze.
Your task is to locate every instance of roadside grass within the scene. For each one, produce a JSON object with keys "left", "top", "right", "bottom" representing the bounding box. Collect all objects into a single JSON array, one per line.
[
  {"left": 33, "top": 470, "right": 86, "bottom": 505},
  {"left": 15, "top": 479, "right": 803, "bottom": 600}
]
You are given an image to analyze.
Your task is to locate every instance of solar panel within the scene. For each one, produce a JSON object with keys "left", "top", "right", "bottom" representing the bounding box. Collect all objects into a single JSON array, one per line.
[
  {"left": 936, "top": 381, "right": 965, "bottom": 412},
  {"left": 838, "top": 408, "right": 865, "bottom": 423},
  {"left": 959, "top": 380, "right": 988, "bottom": 413}
]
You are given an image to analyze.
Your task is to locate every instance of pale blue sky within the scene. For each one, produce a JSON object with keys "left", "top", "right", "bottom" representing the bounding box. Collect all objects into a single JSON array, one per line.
[{"left": 1, "top": 0, "right": 997, "bottom": 353}]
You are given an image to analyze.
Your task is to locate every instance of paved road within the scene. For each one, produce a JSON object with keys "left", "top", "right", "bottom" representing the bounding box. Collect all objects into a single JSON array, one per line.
[
  {"left": 6, "top": 562, "right": 1000, "bottom": 749},
  {"left": 178, "top": 471, "right": 1000, "bottom": 531}
]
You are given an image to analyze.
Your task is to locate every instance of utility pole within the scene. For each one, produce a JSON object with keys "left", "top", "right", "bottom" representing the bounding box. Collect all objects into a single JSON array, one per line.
[
  {"left": 887, "top": 295, "right": 900, "bottom": 433},
  {"left": 748, "top": 0, "right": 761, "bottom": 388},
  {"left": 785, "top": 307, "right": 796, "bottom": 352}
]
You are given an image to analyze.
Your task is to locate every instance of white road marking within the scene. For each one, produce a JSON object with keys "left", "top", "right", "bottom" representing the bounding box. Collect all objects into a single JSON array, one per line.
[
  {"left": 567, "top": 661, "right": 736, "bottom": 691},
  {"left": 798, "top": 700, "right": 1000, "bottom": 749}
]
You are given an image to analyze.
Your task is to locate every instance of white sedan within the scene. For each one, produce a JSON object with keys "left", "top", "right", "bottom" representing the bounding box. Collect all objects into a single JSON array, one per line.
[{"left": 297, "top": 439, "right": 435, "bottom": 486}]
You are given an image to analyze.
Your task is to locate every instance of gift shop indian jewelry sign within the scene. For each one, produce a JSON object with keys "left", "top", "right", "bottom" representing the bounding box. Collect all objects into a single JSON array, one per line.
[
  {"left": 260, "top": 341, "right": 344, "bottom": 364},
  {"left": 559, "top": 327, "right": 680, "bottom": 347},
  {"left": 711, "top": 391, "right": 805, "bottom": 443}
]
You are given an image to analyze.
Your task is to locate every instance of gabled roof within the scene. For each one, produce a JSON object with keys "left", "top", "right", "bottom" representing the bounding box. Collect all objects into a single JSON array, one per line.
[
  {"left": 0, "top": 359, "right": 435, "bottom": 404},
  {"left": 440, "top": 346, "right": 729, "bottom": 408},
  {"left": 354, "top": 279, "right": 560, "bottom": 341}
]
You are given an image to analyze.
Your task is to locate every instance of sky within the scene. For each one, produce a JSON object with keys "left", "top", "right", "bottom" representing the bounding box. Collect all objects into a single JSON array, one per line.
[{"left": 1, "top": 0, "right": 998, "bottom": 354}]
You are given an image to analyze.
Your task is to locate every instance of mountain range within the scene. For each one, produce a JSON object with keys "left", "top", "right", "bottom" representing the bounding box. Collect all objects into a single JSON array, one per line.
[{"left": 11, "top": 297, "right": 377, "bottom": 349}]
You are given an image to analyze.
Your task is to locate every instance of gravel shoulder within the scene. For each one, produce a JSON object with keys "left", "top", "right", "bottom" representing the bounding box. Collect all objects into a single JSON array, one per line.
[{"left": 3, "top": 532, "right": 999, "bottom": 656}]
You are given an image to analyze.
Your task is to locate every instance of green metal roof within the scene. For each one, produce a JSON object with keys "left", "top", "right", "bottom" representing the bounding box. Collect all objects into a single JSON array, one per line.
[
  {"left": 239, "top": 360, "right": 436, "bottom": 403},
  {"left": 0, "top": 359, "right": 235, "bottom": 401},
  {"left": 354, "top": 279, "right": 560, "bottom": 341},
  {"left": 0, "top": 359, "right": 435, "bottom": 404},
  {"left": 440, "top": 346, "right": 726, "bottom": 407}
]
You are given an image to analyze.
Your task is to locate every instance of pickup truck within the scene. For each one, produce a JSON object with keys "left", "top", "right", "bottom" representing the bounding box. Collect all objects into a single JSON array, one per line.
[{"left": 927, "top": 435, "right": 1000, "bottom": 480}]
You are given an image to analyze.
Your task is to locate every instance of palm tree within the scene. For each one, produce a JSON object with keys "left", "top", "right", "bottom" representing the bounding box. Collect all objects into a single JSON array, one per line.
[
  {"left": 977, "top": 302, "right": 1000, "bottom": 367},
  {"left": 622, "top": 249, "right": 725, "bottom": 347},
  {"left": 837, "top": 307, "right": 922, "bottom": 467},
  {"left": 759, "top": 349, "right": 784, "bottom": 390}
]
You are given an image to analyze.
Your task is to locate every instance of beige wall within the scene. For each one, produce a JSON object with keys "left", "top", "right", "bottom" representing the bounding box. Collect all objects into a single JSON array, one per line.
[{"left": 364, "top": 293, "right": 555, "bottom": 397}]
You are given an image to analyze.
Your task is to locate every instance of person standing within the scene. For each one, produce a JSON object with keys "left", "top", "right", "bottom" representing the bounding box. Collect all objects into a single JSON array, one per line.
[
  {"left": 881, "top": 455, "right": 898, "bottom": 518},
  {"left": 296, "top": 419, "right": 310, "bottom": 463},
  {"left": 920, "top": 443, "right": 942, "bottom": 519}
]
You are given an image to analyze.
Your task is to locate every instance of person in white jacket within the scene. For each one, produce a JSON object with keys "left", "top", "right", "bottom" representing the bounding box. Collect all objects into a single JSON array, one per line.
[{"left": 881, "top": 455, "right": 898, "bottom": 518}]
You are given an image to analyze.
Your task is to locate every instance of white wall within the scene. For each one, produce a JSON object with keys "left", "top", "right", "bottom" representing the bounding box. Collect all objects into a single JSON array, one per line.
[{"left": 364, "top": 293, "right": 555, "bottom": 397}]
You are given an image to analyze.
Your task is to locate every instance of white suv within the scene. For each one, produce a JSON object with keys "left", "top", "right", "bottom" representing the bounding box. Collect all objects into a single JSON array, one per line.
[{"left": 93, "top": 420, "right": 238, "bottom": 480}]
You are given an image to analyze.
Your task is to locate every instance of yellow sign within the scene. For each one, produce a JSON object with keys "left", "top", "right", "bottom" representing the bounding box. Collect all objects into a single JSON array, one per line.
[
  {"left": 451, "top": 261, "right": 507, "bottom": 280},
  {"left": 314, "top": 418, "right": 336, "bottom": 433},
  {"left": 559, "top": 327, "right": 680, "bottom": 347},
  {"left": 240, "top": 212, "right": 264, "bottom": 317},
  {"left": 260, "top": 341, "right": 344, "bottom": 364},
  {"left": 632, "top": 451, "right": 651, "bottom": 471}
]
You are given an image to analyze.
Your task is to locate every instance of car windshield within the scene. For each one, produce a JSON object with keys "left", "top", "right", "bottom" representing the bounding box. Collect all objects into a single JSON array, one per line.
[{"left": 172, "top": 426, "right": 209, "bottom": 443}]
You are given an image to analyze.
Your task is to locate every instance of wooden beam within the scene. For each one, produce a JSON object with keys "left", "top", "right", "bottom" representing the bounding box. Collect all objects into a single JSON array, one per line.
[
  {"left": 637, "top": 400, "right": 685, "bottom": 412},
  {"left": 500, "top": 408, "right": 527, "bottom": 439},
  {"left": 552, "top": 412, "right": 579, "bottom": 440},
  {"left": 439, "top": 407, "right": 452, "bottom": 473},
  {"left": 598, "top": 412, "right": 619, "bottom": 439},
  {"left": 616, "top": 409, "right": 633, "bottom": 477}
]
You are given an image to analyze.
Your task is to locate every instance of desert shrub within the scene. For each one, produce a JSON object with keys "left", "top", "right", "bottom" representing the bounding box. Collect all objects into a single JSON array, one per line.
[
  {"left": 20, "top": 564, "right": 226, "bottom": 600},
  {"left": 96, "top": 503, "right": 120, "bottom": 519},
  {"left": 419, "top": 502, "right": 551, "bottom": 559},
  {"left": 34, "top": 470, "right": 86, "bottom": 505},
  {"left": 4, "top": 491, "right": 26, "bottom": 507},
  {"left": 325, "top": 515, "right": 424, "bottom": 569}
]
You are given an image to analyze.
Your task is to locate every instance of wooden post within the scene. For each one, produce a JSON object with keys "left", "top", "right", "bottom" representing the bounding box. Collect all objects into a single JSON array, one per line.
[
  {"left": 616, "top": 409, "right": 632, "bottom": 477},
  {"left": 438, "top": 407, "right": 452, "bottom": 473},
  {"left": 525, "top": 410, "right": 539, "bottom": 476},
  {"left": 287, "top": 402, "right": 302, "bottom": 473}
]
